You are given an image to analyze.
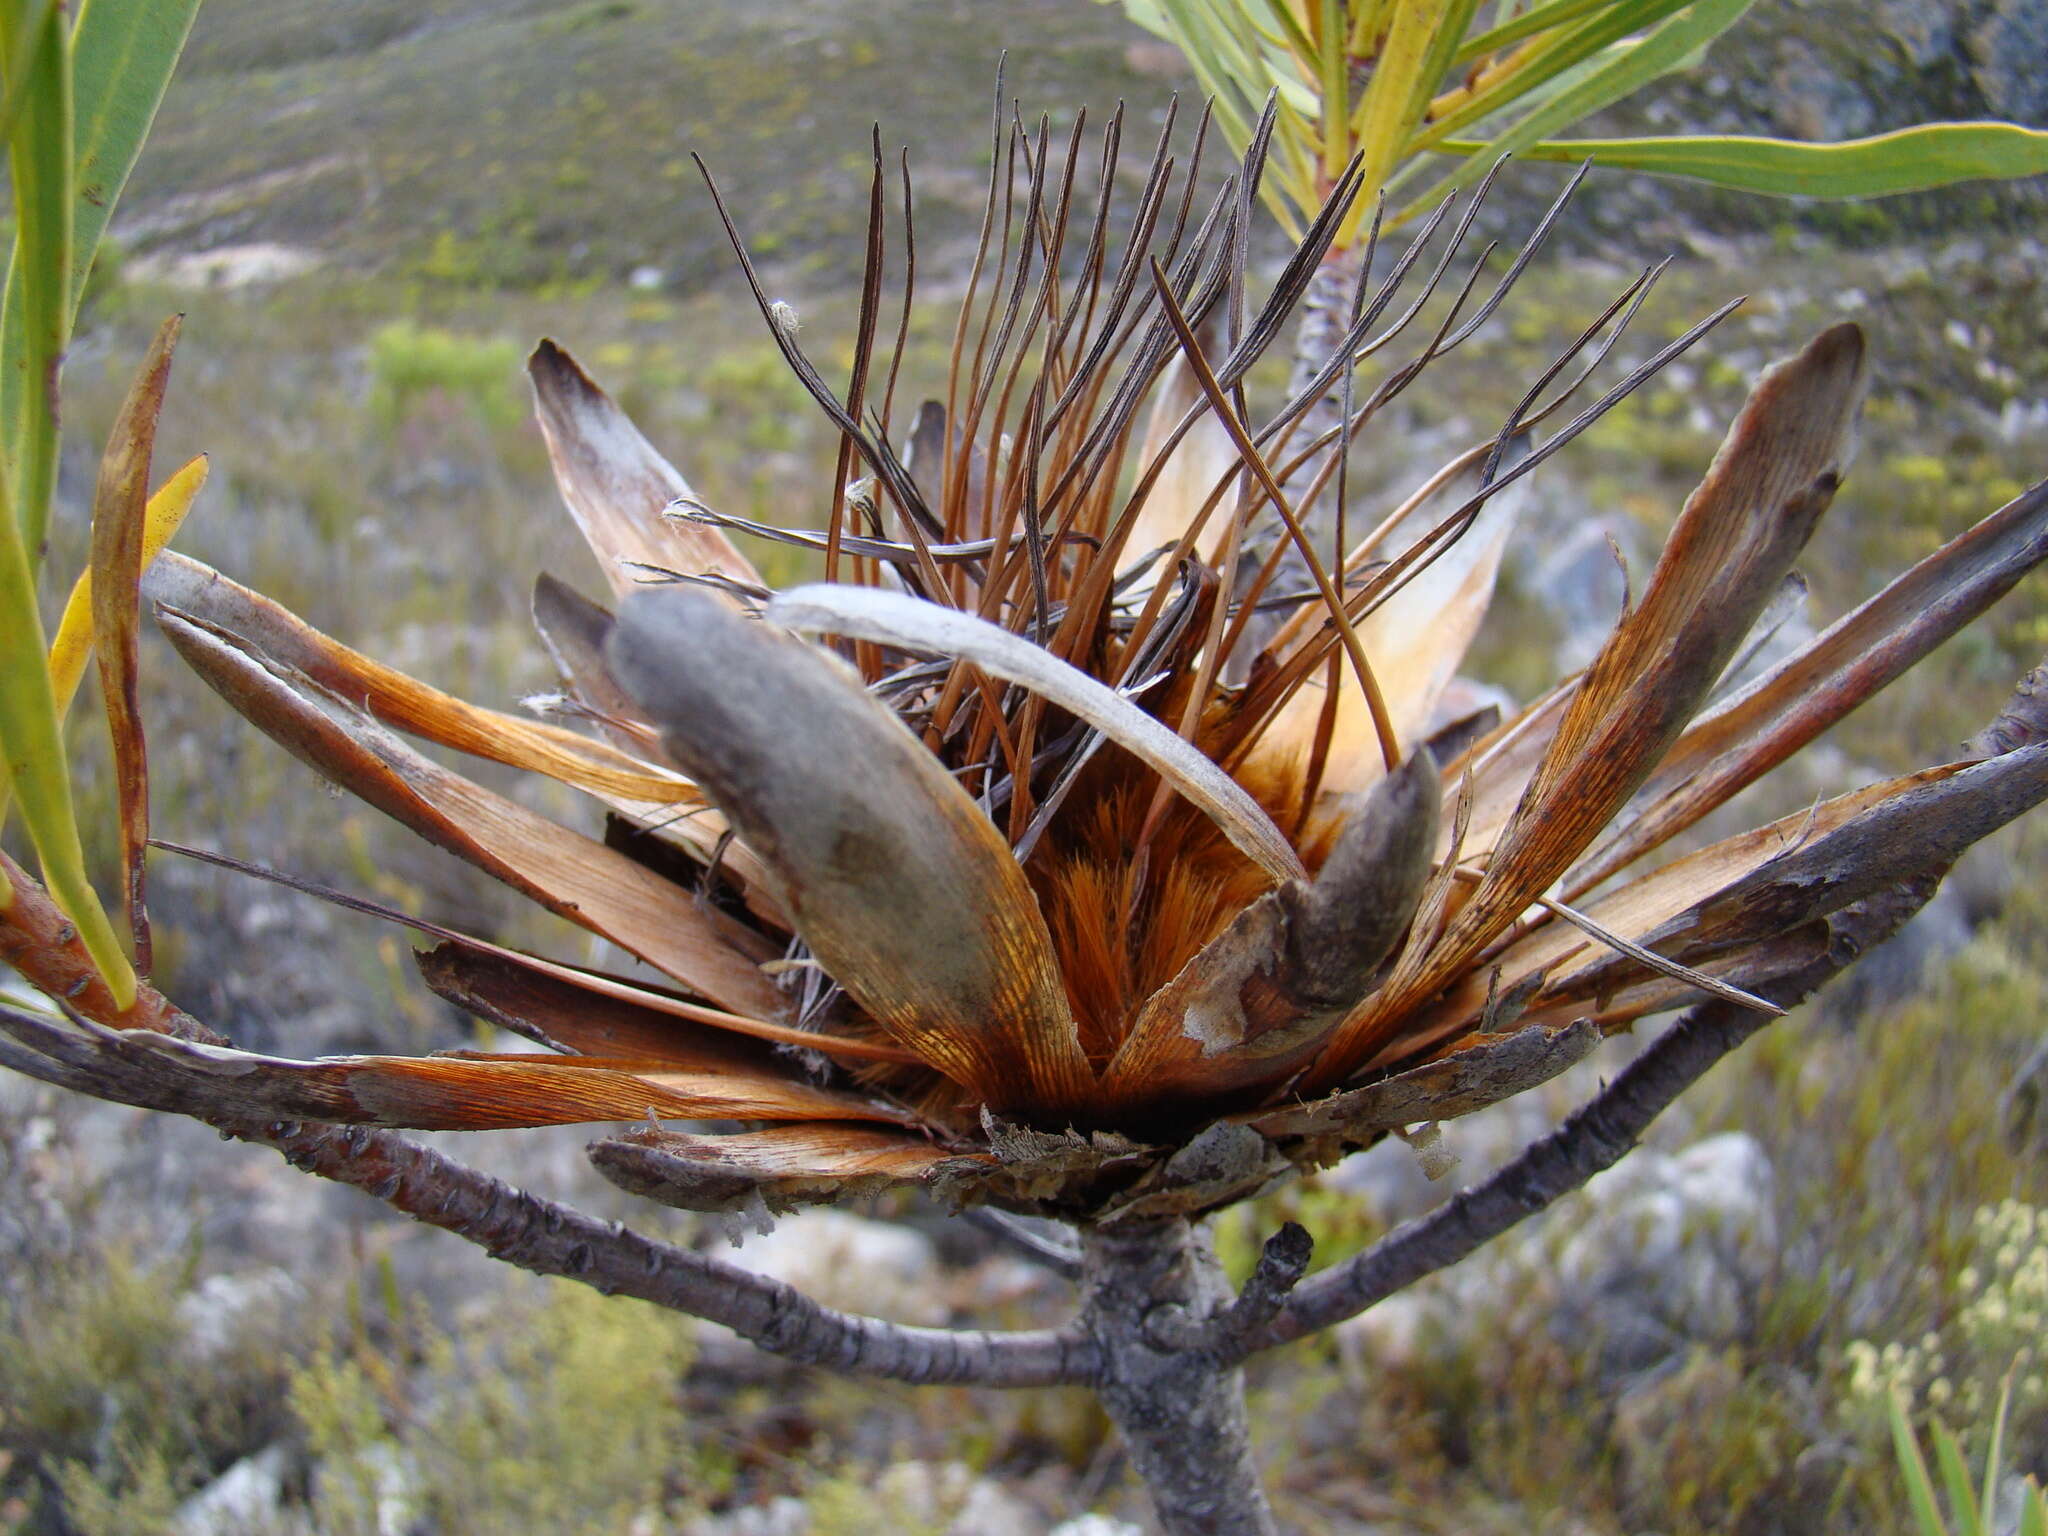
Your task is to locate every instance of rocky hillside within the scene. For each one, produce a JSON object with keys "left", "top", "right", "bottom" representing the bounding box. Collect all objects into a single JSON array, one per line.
[{"left": 118, "top": 0, "right": 2048, "bottom": 291}]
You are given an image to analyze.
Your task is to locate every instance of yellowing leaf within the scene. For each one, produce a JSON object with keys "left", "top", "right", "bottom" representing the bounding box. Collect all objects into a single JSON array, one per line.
[{"left": 47, "top": 452, "right": 207, "bottom": 717}]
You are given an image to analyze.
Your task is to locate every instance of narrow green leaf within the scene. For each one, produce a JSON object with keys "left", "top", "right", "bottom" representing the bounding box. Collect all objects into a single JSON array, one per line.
[
  {"left": 1355, "top": 0, "right": 1481, "bottom": 238},
  {"left": 1413, "top": 0, "right": 1698, "bottom": 149},
  {"left": 0, "top": 0, "right": 72, "bottom": 559},
  {"left": 1984, "top": 1372, "right": 2015, "bottom": 1535},
  {"left": 0, "top": 481, "right": 136, "bottom": 1009},
  {"left": 1352, "top": 0, "right": 1453, "bottom": 203},
  {"left": 1398, "top": 0, "right": 1754, "bottom": 221},
  {"left": 1437, "top": 122, "right": 2048, "bottom": 197},
  {"left": 1317, "top": 0, "right": 1347, "bottom": 178},
  {"left": 1255, "top": 0, "right": 1318, "bottom": 58},
  {"left": 1410, "top": 0, "right": 1486, "bottom": 127},
  {"left": 1890, "top": 1394, "right": 1953, "bottom": 1536},
  {"left": 1455, "top": 0, "right": 1622, "bottom": 63},
  {"left": 1158, "top": 0, "right": 1263, "bottom": 131},
  {"left": 0, "top": 0, "right": 56, "bottom": 153},
  {"left": 68, "top": 0, "right": 204, "bottom": 311},
  {"left": 0, "top": 0, "right": 199, "bottom": 554},
  {"left": 2019, "top": 1484, "right": 2048, "bottom": 1536},
  {"left": 1155, "top": 0, "right": 1295, "bottom": 226},
  {"left": 1930, "top": 1422, "right": 1981, "bottom": 1536},
  {"left": 1111, "top": 0, "right": 1173, "bottom": 31}
]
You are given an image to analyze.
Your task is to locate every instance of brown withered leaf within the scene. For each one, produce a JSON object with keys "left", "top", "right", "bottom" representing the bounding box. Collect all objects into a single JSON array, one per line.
[
  {"left": 530, "top": 573, "right": 671, "bottom": 762},
  {"left": 590, "top": 1123, "right": 975, "bottom": 1215},
  {"left": 608, "top": 587, "right": 1095, "bottom": 1114},
  {"left": 145, "top": 554, "right": 687, "bottom": 804},
  {"left": 90, "top": 315, "right": 182, "bottom": 973},
  {"left": 1568, "top": 477, "right": 2048, "bottom": 895},
  {"left": 1430, "top": 678, "right": 1576, "bottom": 867},
  {"left": 155, "top": 609, "right": 789, "bottom": 1022},
  {"left": 528, "top": 340, "right": 761, "bottom": 599},
  {"left": 525, "top": 578, "right": 786, "bottom": 925},
  {"left": 404, "top": 935, "right": 914, "bottom": 1065},
  {"left": 1310, "top": 324, "right": 1868, "bottom": 1086},
  {"left": 1094, "top": 1122, "right": 1291, "bottom": 1223},
  {"left": 1572, "top": 739, "right": 2048, "bottom": 996},
  {"left": 962, "top": 1112, "right": 1155, "bottom": 1209},
  {"left": 418, "top": 941, "right": 796, "bottom": 1071},
  {"left": 1399, "top": 761, "right": 1967, "bottom": 1051},
  {"left": 1250, "top": 1019, "right": 1599, "bottom": 1153},
  {"left": 1511, "top": 932, "right": 1827, "bottom": 1036},
  {"left": 1100, "top": 750, "right": 1437, "bottom": 1110},
  {"left": 107, "top": 1032, "right": 908, "bottom": 1130}
]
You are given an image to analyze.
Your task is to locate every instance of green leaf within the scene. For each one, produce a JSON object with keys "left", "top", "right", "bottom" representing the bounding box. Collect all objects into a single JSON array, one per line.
[
  {"left": 1930, "top": 1422, "right": 1981, "bottom": 1536},
  {"left": 2020, "top": 1484, "right": 2048, "bottom": 1536},
  {"left": 1255, "top": 0, "right": 1317, "bottom": 58},
  {"left": 1351, "top": 0, "right": 1452, "bottom": 204},
  {"left": 1317, "top": 0, "right": 1347, "bottom": 177},
  {"left": 1891, "top": 1394, "right": 1952, "bottom": 1536},
  {"left": 0, "top": 0, "right": 72, "bottom": 558},
  {"left": 1412, "top": 0, "right": 1700, "bottom": 150},
  {"left": 1398, "top": 0, "right": 1755, "bottom": 221},
  {"left": 0, "top": 0, "right": 193, "bottom": 1009},
  {"left": 68, "top": 0, "right": 204, "bottom": 312},
  {"left": 1155, "top": 0, "right": 1297, "bottom": 226},
  {"left": 0, "top": 476, "right": 136, "bottom": 1009},
  {"left": 0, "top": 0, "right": 55, "bottom": 152},
  {"left": 1454, "top": 0, "right": 1621, "bottom": 63},
  {"left": 1437, "top": 122, "right": 2048, "bottom": 197},
  {"left": 1984, "top": 1372, "right": 2015, "bottom": 1534},
  {"left": 0, "top": 0, "right": 199, "bottom": 554}
]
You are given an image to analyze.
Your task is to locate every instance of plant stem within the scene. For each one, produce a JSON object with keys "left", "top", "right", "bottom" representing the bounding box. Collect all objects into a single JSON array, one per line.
[
  {"left": 1080, "top": 1217, "right": 1280, "bottom": 1535},
  {"left": 1245, "top": 243, "right": 1369, "bottom": 652}
]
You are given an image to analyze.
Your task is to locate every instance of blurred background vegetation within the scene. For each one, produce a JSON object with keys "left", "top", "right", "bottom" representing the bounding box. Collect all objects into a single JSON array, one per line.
[{"left": 3, "top": 0, "right": 2047, "bottom": 1531}]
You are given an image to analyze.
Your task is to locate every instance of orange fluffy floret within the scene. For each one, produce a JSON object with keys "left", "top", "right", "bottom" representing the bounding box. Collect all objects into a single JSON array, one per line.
[{"left": 1032, "top": 750, "right": 1342, "bottom": 1069}]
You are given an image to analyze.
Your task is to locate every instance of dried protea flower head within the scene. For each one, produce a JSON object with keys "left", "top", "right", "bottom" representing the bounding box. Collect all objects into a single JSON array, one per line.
[{"left": 139, "top": 100, "right": 2048, "bottom": 1227}]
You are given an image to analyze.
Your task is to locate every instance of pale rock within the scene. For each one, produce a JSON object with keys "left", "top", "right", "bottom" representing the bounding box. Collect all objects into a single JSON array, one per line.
[
  {"left": 1337, "top": 1291, "right": 1447, "bottom": 1379},
  {"left": 173, "top": 1442, "right": 296, "bottom": 1536},
  {"left": 1998, "top": 398, "right": 2048, "bottom": 444},
  {"left": 1050, "top": 1516, "right": 1145, "bottom": 1536},
  {"left": 965, "top": 1254, "right": 1064, "bottom": 1310},
  {"left": 1970, "top": 0, "right": 2048, "bottom": 120},
  {"left": 720, "top": 1207, "right": 946, "bottom": 1325},
  {"left": 129, "top": 242, "right": 323, "bottom": 289},
  {"left": 1338, "top": 1130, "right": 1776, "bottom": 1383},
  {"left": 1552, "top": 1133, "right": 1778, "bottom": 1377},
  {"left": 309, "top": 1442, "right": 413, "bottom": 1536},
  {"left": 1522, "top": 513, "right": 1641, "bottom": 672},
  {"left": 1878, "top": 0, "right": 1957, "bottom": 64},
  {"left": 1768, "top": 37, "right": 1876, "bottom": 140},
  {"left": 683, "top": 1496, "right": 810, "bottom": 1536},
  {"left": 176, "top": 1268, "right": 307, "bottom": 1370},
  {"left": 873, "top": 1460, "right": 1040, "bottom": 1536},
  {"left": 1322, "top": 1036, "right": 1645, "bottom": 1230}
]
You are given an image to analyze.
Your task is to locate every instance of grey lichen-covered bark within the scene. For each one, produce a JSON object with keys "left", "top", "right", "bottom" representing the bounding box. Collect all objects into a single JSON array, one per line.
[{"left": 1080, "top": 1218, "right": 1281, "bottom": 1536}]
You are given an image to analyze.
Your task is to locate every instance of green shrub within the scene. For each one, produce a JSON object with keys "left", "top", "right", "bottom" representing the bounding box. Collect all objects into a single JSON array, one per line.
[
  {"left": 367, "top": 319, "right": 523, "bottom": 433},
  {"left": 291, "top": 1278, "right": 706, "bottom": 1535}
]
